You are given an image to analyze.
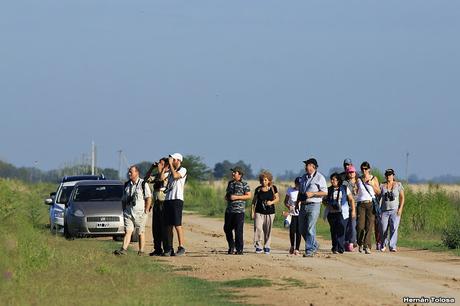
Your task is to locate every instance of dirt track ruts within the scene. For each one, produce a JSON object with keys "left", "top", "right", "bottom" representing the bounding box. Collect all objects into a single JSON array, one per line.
[{"left": 140, "top": 212, "right": 460, "bottom": 305}]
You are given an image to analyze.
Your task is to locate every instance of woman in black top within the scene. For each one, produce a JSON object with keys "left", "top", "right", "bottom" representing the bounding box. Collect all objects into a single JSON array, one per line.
[{"left": 251, "top": 170, "right": 279, "bottom": 254}]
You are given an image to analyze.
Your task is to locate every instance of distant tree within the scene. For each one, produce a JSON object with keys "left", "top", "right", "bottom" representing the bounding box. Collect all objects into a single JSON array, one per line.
[
  {"left": 100, "top": 168, "right": 119, "bottom": 180},
  {"left": 276, "top": 169, "right": 304, "bottom": 181},
  {"left": 134, "top": 161, "right": 154, "bottom": 178},
  {"left": 213, "top": 160, "right": 254, "bottom": 180},
  {"left": 181, "top": 155, "right": 212, "bottom": 181}
]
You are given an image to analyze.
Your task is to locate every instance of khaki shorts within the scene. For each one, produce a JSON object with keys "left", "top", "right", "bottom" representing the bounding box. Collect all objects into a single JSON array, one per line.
[{"left": 124, "top": 210, "right": 147, "bottom": 234}]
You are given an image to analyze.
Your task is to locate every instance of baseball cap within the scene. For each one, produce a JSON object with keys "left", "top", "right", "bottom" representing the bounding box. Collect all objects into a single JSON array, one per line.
[
  {"left": 169, "top": 153, "right": 183, "bottom": 162},
  {"left": 303, "top": 158, "right": 318, "bottom": 168},
  {"left": 343, "top": 158, "right": 352, "bottom": 165},
  {"left": 231, "top": 166, "right": 244, "bottom": 176},
  {"left": 385, "top": 169, "right": 395, "bottom": 176},
  {"left": 346, "top": 165, "right": 356, "bottom": 173}
]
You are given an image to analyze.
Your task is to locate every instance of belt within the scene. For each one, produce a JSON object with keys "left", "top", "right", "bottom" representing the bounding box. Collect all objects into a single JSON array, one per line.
[
  {"left": 358, "top": 200, "right": 372, "bottom": 204},
  {"left": 300, "top": 201, "right": 317, "bottom": 206}
]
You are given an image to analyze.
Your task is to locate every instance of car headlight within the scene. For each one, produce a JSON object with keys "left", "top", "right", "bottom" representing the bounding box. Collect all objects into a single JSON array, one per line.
[
  {"left": 54, "top": 211, "right": 64, "bottom": 218},
  {"left": 73, "top": 210, "right": 84, "bottom": 217}
]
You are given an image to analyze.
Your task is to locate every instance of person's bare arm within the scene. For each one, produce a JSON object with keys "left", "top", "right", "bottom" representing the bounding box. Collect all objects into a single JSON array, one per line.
[
  {"left": 398, "top": 188, "right": 405, "bottom": 216},
  {"left": 348, "top": 194, "right": 356, "bottom": 218},
  {"left": 144, "top": 197, "right": 152, "bottom": 214},
  {"left": 230, "top": 192, "right": 252, "bottom": 201},
  {"left": 372, "top": 177, "right": 381, "bottom": 195}
]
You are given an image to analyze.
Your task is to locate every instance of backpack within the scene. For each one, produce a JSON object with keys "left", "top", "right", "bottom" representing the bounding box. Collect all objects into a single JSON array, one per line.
[{"left": 124, "top": 179, "right": 147, "bottom": 197}]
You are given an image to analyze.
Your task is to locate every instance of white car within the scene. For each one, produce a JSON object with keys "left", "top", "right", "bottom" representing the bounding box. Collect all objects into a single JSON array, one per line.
[{"left": 45, "top": 175, "right": 105, "bottom": 234}]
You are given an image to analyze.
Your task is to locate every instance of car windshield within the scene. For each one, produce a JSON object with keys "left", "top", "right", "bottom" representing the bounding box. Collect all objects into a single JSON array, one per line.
[
  {"left": 57, "top": 186, "right": 75, "bottom": 204},
  {"left": 73, "top": 185, "right": 123, "bottom": 202}
]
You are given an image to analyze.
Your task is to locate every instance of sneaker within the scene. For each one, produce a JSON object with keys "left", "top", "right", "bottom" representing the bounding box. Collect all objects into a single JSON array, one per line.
[
  {"left": 176, "top": 246, "right": 186, "bottom": 256},
  {"left": 138, "top": 250, "right": 145, "bottom": 256},
  {"left": 255, "top": 248, "right": 263, "bottom": 254},
  {"left": 390, "top": 248, "right": 397, "bottom": 252},
  {"left": 227, "top": 248, "right": 235, "bottom": 255},
  {"left": 235, "top": 250, "right": 244, "bottom": 255},
  {"left": 289, "top": 246, "right": 294, "bottom": 254},
  {"left": 294, "top": 250, "right": 300, "bottom": 256},
  {"left": 113, "top": 248, "right": 127, "bottom": 256},
  {"left": 303, "top": 252, "right": 314, "bottom": 257},
  {"left": 162, "top": 250, "right": 175, "bottom": 257},
  {"left": 332, "top": 250, "right": 338, "bottom": 254},
  {"left": 149, "top": 250, "right": 163, "bottom": 256},
  {"left": 380, "top": 246, "right": 386, "bottom": 252},
  {"left": 358, "top": 245, "right": 363, "bottom": 253},
  {"left": 264, "top": 248, "right": 270, "bottom": 254},
  {"left": 364, "top": 248, "right": 371, "bottom": 254}
]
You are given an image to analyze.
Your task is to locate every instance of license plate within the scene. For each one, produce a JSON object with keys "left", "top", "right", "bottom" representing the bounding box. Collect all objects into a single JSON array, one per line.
[{"left": 96, "top": 222, "right": 110, "bottom": 228}]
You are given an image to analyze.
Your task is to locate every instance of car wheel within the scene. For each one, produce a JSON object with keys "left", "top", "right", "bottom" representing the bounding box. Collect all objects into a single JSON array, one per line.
[{"left": 64, "top": 222, "right": 74, "bottom": 240}]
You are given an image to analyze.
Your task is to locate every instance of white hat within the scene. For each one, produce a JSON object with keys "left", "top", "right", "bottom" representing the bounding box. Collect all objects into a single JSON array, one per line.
[{"left": 169, "top": 153, "right": 183, "bottom": 162}]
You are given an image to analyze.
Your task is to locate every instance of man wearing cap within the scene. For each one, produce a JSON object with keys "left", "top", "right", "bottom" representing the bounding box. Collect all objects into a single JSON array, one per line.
[
  {"left": 297, "top": 158, "right": 328, "bottom": 257},
  {"left": 163, "top": 153, "right": 187, "bottom": 256},
  {"left": 339, "top": 158, "right": 353, "bottom": 182},
  {"left": 224, "top": 167, "right": 251, "bottom": 255}
]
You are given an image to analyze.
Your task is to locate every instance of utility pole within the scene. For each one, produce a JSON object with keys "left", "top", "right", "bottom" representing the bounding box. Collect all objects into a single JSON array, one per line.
[
  {"left": 118, "top": 150, "right": 122, "bottom": 180},
  {"left": 405, "top": 152, "right": 409, "bottom": 183},
  {"left": 91, "top": 141, "right": 95, "bottom": 175}
]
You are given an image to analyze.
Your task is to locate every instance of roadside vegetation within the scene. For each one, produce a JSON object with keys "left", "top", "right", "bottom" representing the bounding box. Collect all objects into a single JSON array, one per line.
[
  {"left": 186, "top": 179, "right": 460, "bottom": 255},
  {"left": 0, "top": 179, "right": 239, "bottom": 305}
]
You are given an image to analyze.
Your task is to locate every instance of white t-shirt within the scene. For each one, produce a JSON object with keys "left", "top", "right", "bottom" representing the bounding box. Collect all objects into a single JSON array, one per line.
[
  {"left": 286, "top": 187, "right": 299, "bottom": 216},
  {"left": 165, "top": 167, "right": 187, "bottom": 201},
  {"left": 357, "top": 177, "right": 376, "bottom": 202}
]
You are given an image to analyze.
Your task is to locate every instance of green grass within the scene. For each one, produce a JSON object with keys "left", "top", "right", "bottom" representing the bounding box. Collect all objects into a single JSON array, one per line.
[
  {"left": 221, "top": 278, "right": 272, "bottom": 288},
  {"left": 0, "top": 179, "right": 240, "bottom": 306}
]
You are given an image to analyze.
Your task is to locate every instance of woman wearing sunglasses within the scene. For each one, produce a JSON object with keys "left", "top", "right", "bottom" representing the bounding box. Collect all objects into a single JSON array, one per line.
[
  {"left": 379, "top": 169, "right": 405, "bottom": 252},
  {"left": 356, "top": 161, "right": 381, "bottom": 254}
]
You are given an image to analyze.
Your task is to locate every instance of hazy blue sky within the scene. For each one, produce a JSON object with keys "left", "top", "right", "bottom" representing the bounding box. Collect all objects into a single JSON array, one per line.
[{"left": 1, "top": 0, "right": 459, "bottom": 179}]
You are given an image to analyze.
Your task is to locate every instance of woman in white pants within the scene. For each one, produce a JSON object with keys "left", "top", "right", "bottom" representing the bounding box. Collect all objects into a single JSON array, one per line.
[{"left": 379, "top": 169, "right": 405, "bottom": 252}]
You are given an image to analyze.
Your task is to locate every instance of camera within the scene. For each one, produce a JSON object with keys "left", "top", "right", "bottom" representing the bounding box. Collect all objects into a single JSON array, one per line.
[
  {"left": 385, "top": 191, "right": 395, "bottom": 201},
  {"left": 126, "top": 194, "right": 136, "bottom": 206}
]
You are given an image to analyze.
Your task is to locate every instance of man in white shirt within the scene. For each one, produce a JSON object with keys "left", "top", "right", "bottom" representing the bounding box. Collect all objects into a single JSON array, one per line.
[{"left": 163, "top": 153, "right": 187, "bottom": 256}]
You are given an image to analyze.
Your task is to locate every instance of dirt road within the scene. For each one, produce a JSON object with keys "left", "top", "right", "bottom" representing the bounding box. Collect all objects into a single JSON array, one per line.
[{"left": 142, "top": 212, "right": 460, "bottom": 305}]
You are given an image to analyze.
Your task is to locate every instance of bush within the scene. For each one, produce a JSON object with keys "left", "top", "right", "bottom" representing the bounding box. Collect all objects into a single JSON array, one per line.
[{"left": 442, "top": 219, "right": 460, "bottom": 249}]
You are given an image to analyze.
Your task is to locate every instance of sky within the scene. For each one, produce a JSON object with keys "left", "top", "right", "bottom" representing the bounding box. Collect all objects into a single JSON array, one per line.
[{"left": 1, "top": 0, "right": 459, "bottom": 179}]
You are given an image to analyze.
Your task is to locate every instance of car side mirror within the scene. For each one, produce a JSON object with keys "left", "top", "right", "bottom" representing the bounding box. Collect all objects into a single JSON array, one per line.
[
  {"left": 44, "top": 198, "right": 53, "bottom": 205},
  {"left": 50, "top": 192, "right": 56, "bottom": 199}
]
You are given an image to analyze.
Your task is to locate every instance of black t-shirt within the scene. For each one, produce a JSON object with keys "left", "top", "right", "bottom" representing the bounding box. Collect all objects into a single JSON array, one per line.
[{"left": 254, "top": 185, "right": 278, "bottom": 215}]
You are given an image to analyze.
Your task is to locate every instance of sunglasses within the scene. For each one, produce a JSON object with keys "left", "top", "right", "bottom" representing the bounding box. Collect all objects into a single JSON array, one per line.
[{"left": 361, "top": 167, "right": 369, "bottom": 171}]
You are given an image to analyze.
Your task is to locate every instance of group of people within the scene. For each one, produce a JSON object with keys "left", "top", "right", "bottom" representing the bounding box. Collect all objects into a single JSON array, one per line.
[
  {"left": 114, "top": 153, "right": 405, "bottom": 258},
  {"left": 224, "top": 158, "right": 405, "bottom": 257},
  {"left": 113, "top": 153, "right": 187, "bottom": 257}
]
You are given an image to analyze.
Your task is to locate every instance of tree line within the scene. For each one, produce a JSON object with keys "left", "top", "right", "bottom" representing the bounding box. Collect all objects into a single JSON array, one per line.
[{"left": 0, "top": 157, "right": 257, "bottom": 183}]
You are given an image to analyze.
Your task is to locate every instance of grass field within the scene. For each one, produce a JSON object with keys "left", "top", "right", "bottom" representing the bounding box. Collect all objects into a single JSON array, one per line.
[{"left": 0, "top": 179, "right": 240, "bottom": 306}]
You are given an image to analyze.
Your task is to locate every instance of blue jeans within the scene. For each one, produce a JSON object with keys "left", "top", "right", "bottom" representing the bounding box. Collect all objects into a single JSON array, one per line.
[
  {"left": 327, "top": 213, "right": 347, "bottom": 253},
  {"left": 379, "top": 209, "right": 400, "bottom": 250},
  {"left": 345, "top": 214, "right": 357, "bottom": 245},
  {"left": 298, "top": 203, "right": 321, "bottom": 254}
]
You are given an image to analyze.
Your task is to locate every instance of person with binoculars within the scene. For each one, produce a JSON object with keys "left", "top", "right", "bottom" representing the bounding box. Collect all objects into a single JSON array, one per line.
[
  {"left": 378, "top": 169, "right": 405, "bottom": 252},
  {"left": 145, "top": 157, "right": 170, "bottom": 256}
]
